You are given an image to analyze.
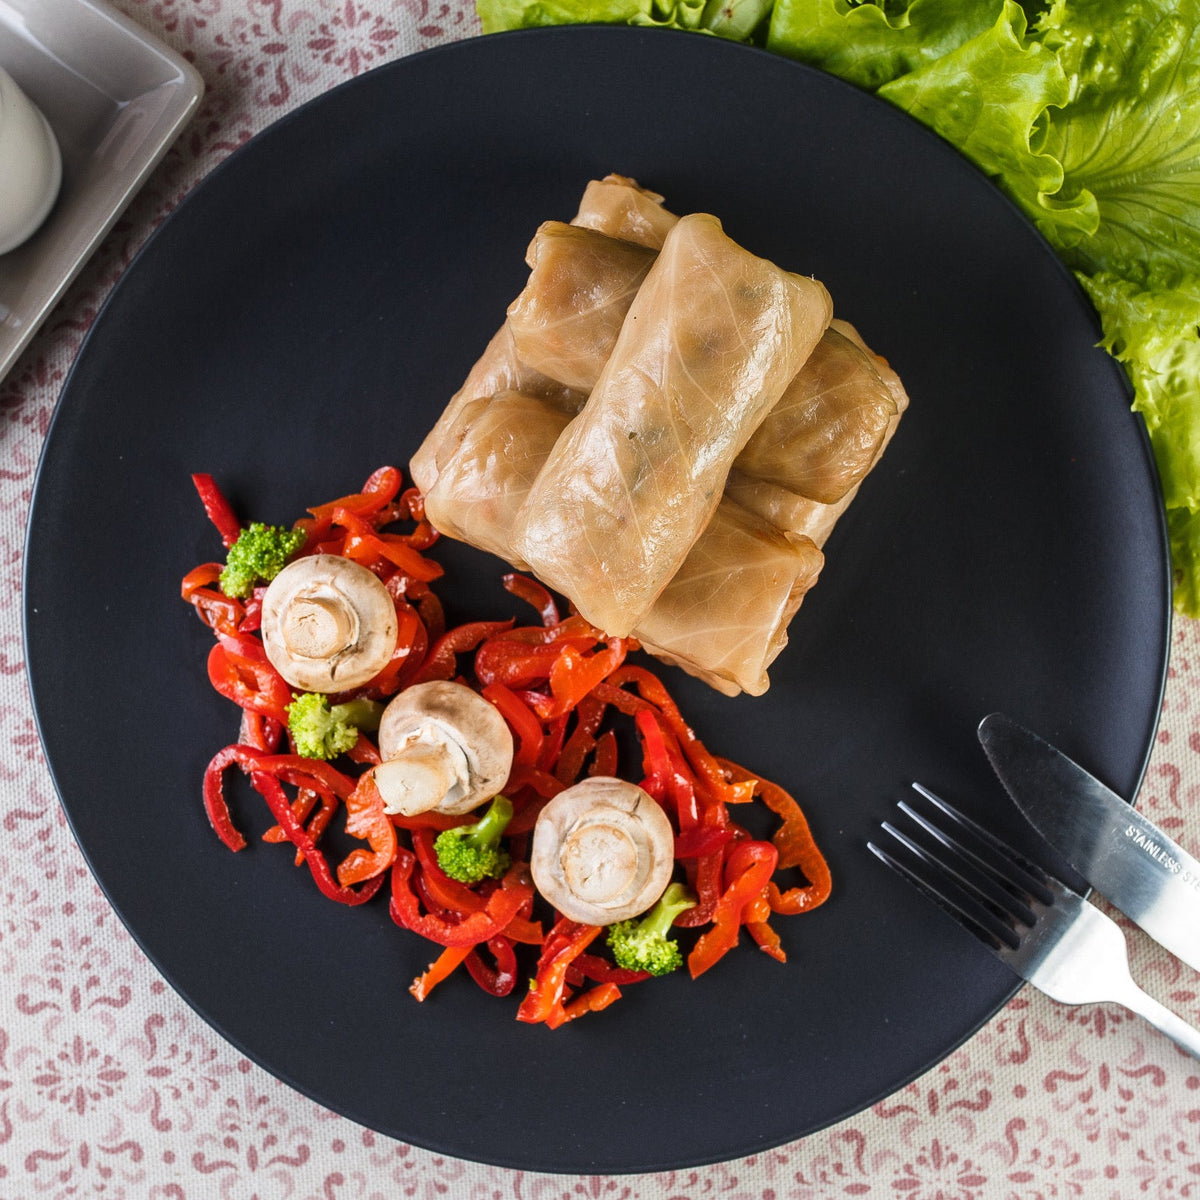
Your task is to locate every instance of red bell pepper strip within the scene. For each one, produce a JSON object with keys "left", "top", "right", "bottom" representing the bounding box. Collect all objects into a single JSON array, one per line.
[
  {"left": 720, "top": 758, "right": 832, "bottom": 915},
  {"left": 407, "top": 582, "right": 445, "bottom": 643},
  {"left": 674, "top": 826, "right": 734, "bottom": 859},
  {"left": 191, "top": 473, "right": 242, "bottom": 548},
  {"left": 294, "top": 466, "right": 404, "bottom": 548},
  {"left": 237, "top": 709, "right": 282, "bottom": 754},
  {"left": 534, "top": 639, "right": 628, "bottom": 720},
  {"left": 257, "top": 773, "right": 384, "bottom": 906},
  {"left": 590, "top": 730, "right": 618, "bottom": 777},
  {"left": 517, "top": 919, "right": 604, "bottom": 1026},
  {"left": 181, "top": 563, "right": 244, "bottom": 635},
  {"left": 502, "top": 572, "right": 560, "bottom": 626},
  {"left": 481, "top": 682, "right": 544, "bottom": 767},
  {"left": 567, "top": 953, "right": 650, "bottom": 987},
  {"left": 204, "top": 745, "right": 356, "bottom": 847},
  {"left": 743, "top": 892, "right": 786, "bottom": 963},
  {"left": 202, "top": 746, "right": 250, "bottom": 851},
  {"left": 474, "top": 639, "right": 566, "bottom": 689},
  {"left": 389, "top": 850, "right": 533, "bottom": 947},
  {"left": 410, "top": 945, "right": 471, "bottom": 1001},
  {"left": 553, "top": 696, "right": 607, "bottom": 784},
  {"left": 410, "top": 828, "right": 487, "bottom": 913},
  {"left": 501, "top": 914, "right": 546, "bottom": 945},
  {"left": 549, "top": 982, "right": 622, "bottom": 1029},
  {"left": 204, "top": 745, "right": 383, "bottom": 906},
  {"left": 263, "top": 784, "right": 338, "bottom": 866},
  {"left": 207, "top": 644, "right": 292, "bottom": 724},
  {"left": 688, "top": 839, "right": 779, "bottom": 977},
  {"left": 337, "top": 773, "right": 398, "bottom": 887},
  {"left": 413, "top": 619, "right": 514, "bottom": 684},
  {"left": 333, "top": 507, "right": 444, "bottom": 582},
  {"left": 356, "top": 598, "right": 425, "bottom": 699},
  {"left": 465, "top": 936, "right": 520, "bottom": 996},
  {"left": 310, "top": 466, "right": 402, "bottom": 523},
  {"left": 601, "top": 667, "right": 754, "bottom": 810}
]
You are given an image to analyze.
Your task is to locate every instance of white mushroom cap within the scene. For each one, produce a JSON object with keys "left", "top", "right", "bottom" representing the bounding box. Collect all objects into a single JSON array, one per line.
[
  {"left": 530, "top": 777, "right": 675, "bottom": 925},
  {"left": 260, "top": 554, "right": 398, "bottom": 692},
  {"left": 373, "top": 680, "right": 513, "bottom": 817}
]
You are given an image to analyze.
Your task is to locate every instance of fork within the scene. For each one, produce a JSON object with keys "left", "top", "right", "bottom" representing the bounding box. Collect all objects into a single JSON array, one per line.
[{"left": 869, "top": 783, "right": 1200, "bottom": 1060}]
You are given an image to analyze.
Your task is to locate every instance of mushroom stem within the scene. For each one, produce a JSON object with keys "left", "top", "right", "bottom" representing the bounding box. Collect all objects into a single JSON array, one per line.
[
  {"left": 372, "top": 727, "right": 473, "bottom": 817},
  {"left": 375, "top": 681, "right": 515, "bottom": 817}
]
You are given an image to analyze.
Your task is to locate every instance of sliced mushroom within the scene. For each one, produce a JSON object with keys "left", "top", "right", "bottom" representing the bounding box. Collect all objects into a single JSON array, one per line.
[
  {"left": 260, "top": 554, "right": 397, "bottom": 692},
  {"left": 530, "top": 777, "right": 674, "bottom": 925},
  {"left": 372, "top": 680, "right": 513, "bottom": 817}
]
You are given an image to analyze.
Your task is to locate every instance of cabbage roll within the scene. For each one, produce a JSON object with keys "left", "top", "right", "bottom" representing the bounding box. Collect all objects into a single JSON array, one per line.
[
  {"left": 733, "top": 325, "right": 899, "bottom": 504},
  {"left": 726, "top": 320, "right": 911, "bottom": 545},
  {"left": 514, "top": 212, "right": 834, "bottom": 637},
  {"left": 634, "top": 500, "right": 824, "bottom": 697},
  {"left": 421, "top": 391, "right": 572, "bottom": 565},
  {"left": 506, "top": 222, "right": 656, "bottom": 393},
  {"left": 410, "top": 323, "right": 585, "bottom": 495},
  {"left": 724, "top": 472, "right": 850, "bottom": 548},
  {"left": 571, "top": 173, "right": 678, "bottom": 250}
]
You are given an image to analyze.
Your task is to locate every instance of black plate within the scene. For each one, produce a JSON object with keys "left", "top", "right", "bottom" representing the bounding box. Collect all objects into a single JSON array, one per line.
[{"left": 24, "top": 27, "right": 1170, "bottom": 1173}]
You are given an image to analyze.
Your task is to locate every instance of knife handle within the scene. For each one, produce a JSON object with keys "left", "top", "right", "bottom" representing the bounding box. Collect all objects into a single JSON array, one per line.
[{"left": 1118, "top": 980, "right": 1200, "bottom": 1061}]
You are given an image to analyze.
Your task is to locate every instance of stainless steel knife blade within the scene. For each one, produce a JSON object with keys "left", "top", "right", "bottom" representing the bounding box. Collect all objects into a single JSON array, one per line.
[{"left": 978, "top": 711, "right": 1200, "bottom": 974}]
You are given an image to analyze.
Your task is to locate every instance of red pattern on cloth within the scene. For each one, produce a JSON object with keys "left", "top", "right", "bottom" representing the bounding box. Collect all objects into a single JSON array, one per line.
[{"left": 3, "top": 5, "right": 1200, "bottom": 1196}]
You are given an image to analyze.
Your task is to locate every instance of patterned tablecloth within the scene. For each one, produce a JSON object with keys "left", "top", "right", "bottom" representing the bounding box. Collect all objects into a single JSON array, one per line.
[{"left": 3, "top": 4, "right": 1200, "bottom": 1197}]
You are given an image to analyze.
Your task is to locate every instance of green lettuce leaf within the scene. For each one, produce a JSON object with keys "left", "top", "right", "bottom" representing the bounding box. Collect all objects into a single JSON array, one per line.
[
  {"left": 876, "top": 2, "right": 1098, "bottom": 241},
  {"left": 766, "top": 0, "right": 1005, "bottom": 90},
  {"left": 1169, "top": 507, "right": 1200, "bottom": 617},
  {"left": 476, "top": 0, "right": 746, "bottom": 35},
  {"left": 1079, "top": 271, "right": 1200, "bottom": 614},
  {"left": 1036, "top": 0, "right": 1200, "bottom": 288}
]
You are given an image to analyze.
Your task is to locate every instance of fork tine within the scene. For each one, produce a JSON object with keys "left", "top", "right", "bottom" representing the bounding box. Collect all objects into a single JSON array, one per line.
[
  {"left": 910, "top": 783, "right": 1055, "bottom": 905},
  {"left": 895, "top": 801, "right": 1040, "bottom": 925},
  {"left": 868, "top": 832, "right": 1021, "bottom": 951}
]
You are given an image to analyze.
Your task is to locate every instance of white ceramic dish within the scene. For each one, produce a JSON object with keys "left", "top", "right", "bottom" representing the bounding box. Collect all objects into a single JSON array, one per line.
[{"left": 0, "top": 0, "right": 204, "bottom": 382}]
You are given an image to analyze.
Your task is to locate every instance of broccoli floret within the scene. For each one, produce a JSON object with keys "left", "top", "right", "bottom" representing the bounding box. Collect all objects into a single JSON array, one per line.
[
  {"left": 606, "top": 883, "right": 698, "bottom": 976},
  {"left": 286, "top": 692, "right": 383, "bottom": 760},
  {"left": 434, "top": 795, "right": 514, "bottom": 883},
  {"left": 219, "top": 522, "right": 305, "bottom": 598}
]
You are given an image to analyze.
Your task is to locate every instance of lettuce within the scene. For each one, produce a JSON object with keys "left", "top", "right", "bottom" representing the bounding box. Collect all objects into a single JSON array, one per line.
[
  {"left": 1078, "top": 272, "right": 1200, "bottom": 610},
  {"left": 477, "top": 0, "right": 713, "bottom": 35},
  {"left": 474, "top": 0, "right": 1200, "bottom": 614},
  {"left": 876, "top": 3, "right": 1097, "bottom": 242},
  {"left": 1037, "top": 0, "right": 1200, "bottom": 289},
  {"left": 766, "top": 0, "right": 1007, "bottom": 90}
]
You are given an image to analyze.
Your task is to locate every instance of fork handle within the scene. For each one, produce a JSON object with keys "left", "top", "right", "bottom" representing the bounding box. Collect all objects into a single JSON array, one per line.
[{"left": 1119, "top": 982, "right": 1200, "bottom": 1061}]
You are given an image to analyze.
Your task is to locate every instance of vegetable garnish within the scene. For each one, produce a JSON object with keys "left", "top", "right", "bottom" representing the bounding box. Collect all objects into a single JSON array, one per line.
[
  {"left": 184, "top": 469, "right": 831, "bottom": 1025},
  {"left": 475, "top": 0, "right": 1200, "bottom": 616}
]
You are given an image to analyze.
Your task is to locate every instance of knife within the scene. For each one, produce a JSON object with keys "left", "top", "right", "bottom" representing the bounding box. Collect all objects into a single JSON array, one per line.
[{"left": 977, "top": 711, "right": 1200, "bottom": 975}]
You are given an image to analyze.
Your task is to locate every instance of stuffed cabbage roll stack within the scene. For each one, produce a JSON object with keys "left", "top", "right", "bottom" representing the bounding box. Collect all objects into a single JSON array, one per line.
[
  {"left": 635, "top": 500, "right": 824, "bottom": 697},
  {"left": 421, "top": 391, "right": 573, "bottom": 565},
  {"left": 514, "top": 212, "right": 834, "bottom": 637},
  {"left": 506, "top": 222, "right": 656, "bottom": 393}
]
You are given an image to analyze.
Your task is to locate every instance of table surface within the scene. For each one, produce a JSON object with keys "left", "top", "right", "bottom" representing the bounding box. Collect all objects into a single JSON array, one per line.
[{"left": 3, "top": 3, "right": 1200, "bottom": 1196}]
